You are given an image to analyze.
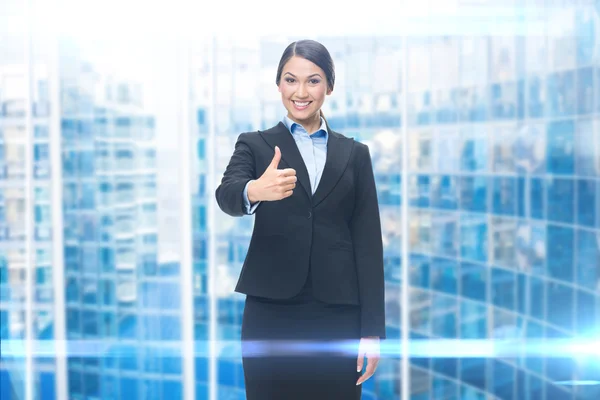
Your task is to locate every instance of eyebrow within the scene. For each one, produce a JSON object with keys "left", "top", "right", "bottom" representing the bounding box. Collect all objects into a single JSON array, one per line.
[{"left": 284, "top": 72, "right": 323, "bottom": 79}]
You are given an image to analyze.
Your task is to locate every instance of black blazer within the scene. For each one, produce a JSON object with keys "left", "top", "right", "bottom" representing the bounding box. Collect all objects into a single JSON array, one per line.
[{"left": 215, "top": 121, "right": 386, "bottom": 338}]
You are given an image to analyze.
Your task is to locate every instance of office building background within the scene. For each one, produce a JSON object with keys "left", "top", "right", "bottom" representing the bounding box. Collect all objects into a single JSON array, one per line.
[{"left": 1, "top": 0, "right": 599, "bottom": 399}]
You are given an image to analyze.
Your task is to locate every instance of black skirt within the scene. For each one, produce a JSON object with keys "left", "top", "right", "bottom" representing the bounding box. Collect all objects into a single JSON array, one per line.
[{"left": 241, "top": 273, "right": 363, "bottom": 400}]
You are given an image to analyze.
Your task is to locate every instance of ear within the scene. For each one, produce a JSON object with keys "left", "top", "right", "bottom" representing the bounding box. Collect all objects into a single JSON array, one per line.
[{"left": 327, "top": 88, "right": 333, "bottom": 95}]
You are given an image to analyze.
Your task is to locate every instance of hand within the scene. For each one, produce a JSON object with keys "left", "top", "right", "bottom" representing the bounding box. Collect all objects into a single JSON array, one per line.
[
  {"left": 356, "top": 336, "right": 380, "bottom": 386},
  {"left": 248, "top": 146, "right": 297, "bottom": 202}
]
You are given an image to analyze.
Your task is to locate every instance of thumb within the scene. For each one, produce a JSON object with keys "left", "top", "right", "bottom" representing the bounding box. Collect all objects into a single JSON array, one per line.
[{"left": 269, "top": 146, "right": 281, "bottom": 169}]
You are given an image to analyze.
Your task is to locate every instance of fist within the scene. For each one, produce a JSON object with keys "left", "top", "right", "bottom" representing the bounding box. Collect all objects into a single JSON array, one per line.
[{"left": 248, "top": 146, "right": 297, "bottom": 202}]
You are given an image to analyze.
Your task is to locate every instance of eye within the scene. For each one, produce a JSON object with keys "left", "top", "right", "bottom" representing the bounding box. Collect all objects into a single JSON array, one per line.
[
  {"left": 310, "top": 79, "right": 320, "bottom": 84},
  {"left": 285, "top": 78, "right": 295, "bottom": 83}
]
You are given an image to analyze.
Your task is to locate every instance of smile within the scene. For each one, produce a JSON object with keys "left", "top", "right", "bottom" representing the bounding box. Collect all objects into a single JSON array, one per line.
[{"left": 292, "top": 100, "right": 312, "bottom": 110}]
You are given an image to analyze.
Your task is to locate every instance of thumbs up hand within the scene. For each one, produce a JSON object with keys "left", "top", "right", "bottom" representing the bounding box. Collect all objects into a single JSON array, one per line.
[{"left": 247, "top": 146, "right": 297, "bottom": 202}]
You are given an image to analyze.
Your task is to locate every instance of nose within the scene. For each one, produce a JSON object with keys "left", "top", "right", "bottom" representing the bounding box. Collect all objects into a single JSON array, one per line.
[{"left": 296, "top": 83, "right": 308, "bottom": 98}]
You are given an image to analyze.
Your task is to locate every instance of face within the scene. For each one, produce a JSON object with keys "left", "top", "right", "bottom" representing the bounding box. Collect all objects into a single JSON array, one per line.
[{"left": 278, "top": 56, "right": 332, "bottom": 125}]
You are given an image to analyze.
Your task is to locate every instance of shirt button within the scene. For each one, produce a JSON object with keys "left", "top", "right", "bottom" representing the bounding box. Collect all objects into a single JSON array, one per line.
[{"left": 308, "top": 211, "right": 312, "bottom": 219}]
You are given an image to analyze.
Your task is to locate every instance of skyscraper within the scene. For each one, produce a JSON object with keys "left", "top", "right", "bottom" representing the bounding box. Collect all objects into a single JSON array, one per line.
[{"left": 1, "top": 2, "right": 599, "bottom": 399}]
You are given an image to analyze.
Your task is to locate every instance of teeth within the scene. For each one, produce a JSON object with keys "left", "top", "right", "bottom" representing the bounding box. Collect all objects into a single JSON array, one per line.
[{"left": 294, "top": 101, "right": 310, "bottom": 106}]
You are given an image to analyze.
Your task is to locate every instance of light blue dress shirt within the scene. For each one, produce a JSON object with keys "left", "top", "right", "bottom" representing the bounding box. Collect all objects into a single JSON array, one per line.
[{"left": 242, "top": 115, "right": 329, "bottom": 214}]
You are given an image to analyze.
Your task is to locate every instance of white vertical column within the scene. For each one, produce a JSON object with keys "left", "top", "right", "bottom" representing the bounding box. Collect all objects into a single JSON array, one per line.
[
  {"left": 49, "top": 14, "right": 68, "bottom": 400},
  {"left": 178, "top": 37, "right": 196, "bottom": 400},
  {"left": 207, "top": 34, "right": 218, "bottom": 400},
  {"left": 23, "top": 0, "right": 34, "bottom": 399},
  {"left": 401, "top": 28, "right": 411, "bottom": 400}
]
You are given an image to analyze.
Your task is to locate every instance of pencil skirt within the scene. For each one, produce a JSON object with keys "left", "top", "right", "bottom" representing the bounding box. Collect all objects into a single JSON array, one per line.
[{"left": 241, "top": 276, "right": 362, "bottom": 400}]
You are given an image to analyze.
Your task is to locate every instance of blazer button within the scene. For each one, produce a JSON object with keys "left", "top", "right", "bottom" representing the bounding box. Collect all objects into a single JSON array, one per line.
[{"left": 307, "top": 211, "right": 312, "bottom": 219}]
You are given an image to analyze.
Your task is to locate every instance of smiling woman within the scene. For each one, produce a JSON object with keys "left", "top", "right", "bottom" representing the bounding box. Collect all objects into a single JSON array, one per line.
[
  {"left": 275, "top": 40, "right": 335, "bottom": 135},
  {"left": 215, "top": 39, "right": 385, "bottom": 400}
]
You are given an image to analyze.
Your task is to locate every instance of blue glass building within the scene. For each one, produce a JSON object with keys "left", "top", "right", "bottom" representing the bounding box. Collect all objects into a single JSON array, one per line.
[
  {"left": 58, "top": 40, "right": 186, "bottom": 399},
  {"left": 0, "top": 26, "right": 60, "bottom": 399},
  {"left": 400, "top": 10, "right": 600, "bottom": 398},
  {"left": 1, "top": 1, "right": 599, "bottom": 399}
]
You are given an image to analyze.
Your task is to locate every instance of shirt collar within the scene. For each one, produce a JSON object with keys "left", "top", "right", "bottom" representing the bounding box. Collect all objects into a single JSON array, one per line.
[{"left": 282, "top": 114, "right": 328, "bottom": 140}]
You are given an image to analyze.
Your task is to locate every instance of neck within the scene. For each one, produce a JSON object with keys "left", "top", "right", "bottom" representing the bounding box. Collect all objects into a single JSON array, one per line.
[{"left": 288, "top": 112, "right": 321, "bottom": 135}]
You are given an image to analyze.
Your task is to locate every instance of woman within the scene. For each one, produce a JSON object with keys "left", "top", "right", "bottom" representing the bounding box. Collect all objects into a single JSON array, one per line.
[{"left": 215, "top": 39, "right": 385, "bottom": 400}]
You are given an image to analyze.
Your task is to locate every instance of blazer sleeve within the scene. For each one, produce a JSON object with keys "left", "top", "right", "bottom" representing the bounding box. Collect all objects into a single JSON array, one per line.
[
  {"left": 350, "top": 144, "right": 386, "bottom": 339},
  {"left": 215, "top": 133, "right": 262, "bottom": 217}
]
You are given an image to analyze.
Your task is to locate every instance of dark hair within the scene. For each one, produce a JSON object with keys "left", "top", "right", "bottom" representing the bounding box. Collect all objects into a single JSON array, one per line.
[{"left": 275, "top": 40, "right": 335, "bottom": 121}]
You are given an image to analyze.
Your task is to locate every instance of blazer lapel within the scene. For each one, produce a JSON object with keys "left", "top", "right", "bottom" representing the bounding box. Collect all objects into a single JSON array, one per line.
[
  {"left": 312, "top": 129, "right": 354, "bottom": 207},
  {"left": 259, "top": 122, "right": 355, "bottom": 206}
]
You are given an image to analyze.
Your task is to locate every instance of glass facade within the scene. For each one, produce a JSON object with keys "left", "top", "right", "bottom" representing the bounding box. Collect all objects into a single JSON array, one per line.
[
  {"left": 1, "top": 1, "right": 599, "bottom": 399},
  {"left": 59, "top": 40, "right": 185, "bottom": 400},
  {"left": 1, "top": 5, "right": 59, "bottom": 398},
  {"left": 403, "top": 7, "right": 600, "bottom": 399},
  {"left": 1, "top": 30, "right": 32, "bottom": 400}
]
